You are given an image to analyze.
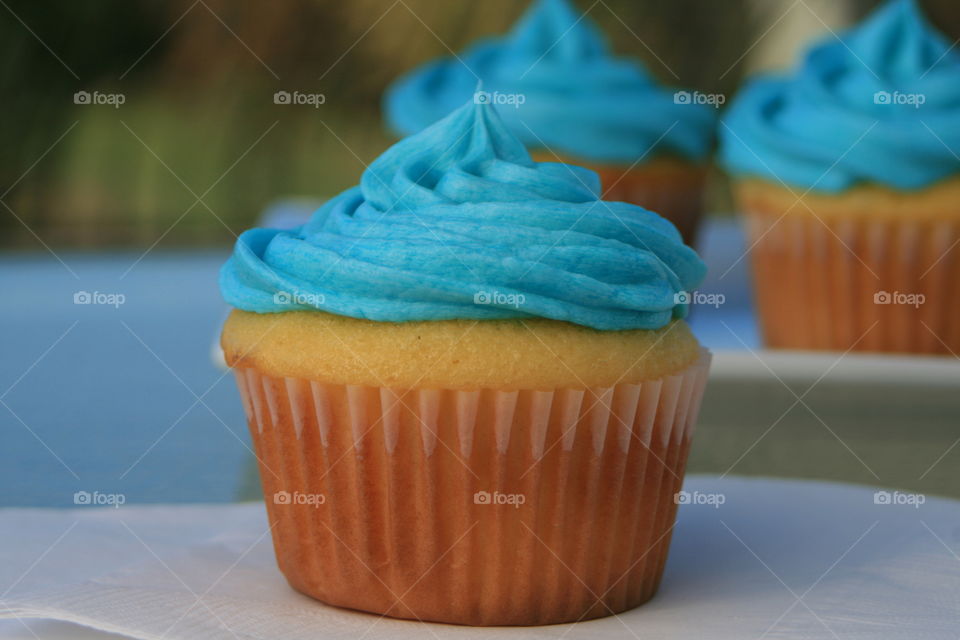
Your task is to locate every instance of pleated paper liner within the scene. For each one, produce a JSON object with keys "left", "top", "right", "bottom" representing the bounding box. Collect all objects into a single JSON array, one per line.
[
  {"left": 233, "top": 350, "right": 711, "bottom": 626},
  {"left": 530, "top": 151, "right": 708, "bottom": 247},
  {"left": 742, "top": 197, "right": 960, "bottom": 354}
]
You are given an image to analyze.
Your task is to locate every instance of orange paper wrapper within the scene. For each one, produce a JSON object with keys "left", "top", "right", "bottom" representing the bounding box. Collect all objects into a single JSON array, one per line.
[
  {"left": 232, "top": 350, "right": 711, "bottom": 626},
  {"left": 531, "top": 152, "right": 708, "bottom": 246},
  {"left": 743, "top": 198, "right": 960, "bottom": 354}
]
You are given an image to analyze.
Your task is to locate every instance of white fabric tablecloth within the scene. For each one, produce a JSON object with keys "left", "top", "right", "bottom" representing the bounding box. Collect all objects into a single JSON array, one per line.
[{"left": 1, "top": 475, "right": 958, "bottom": 639}]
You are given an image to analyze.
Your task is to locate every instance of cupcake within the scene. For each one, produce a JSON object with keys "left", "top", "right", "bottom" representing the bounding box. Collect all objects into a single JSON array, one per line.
[
  {"left": 384, "top": 0, "right": 716, "bottom": 246},
  {"left": 721, "top": 0, "right": 960, "bottom": 354},
  {"left": 221, "top": 99, "right": 711, "bottom": 625}
]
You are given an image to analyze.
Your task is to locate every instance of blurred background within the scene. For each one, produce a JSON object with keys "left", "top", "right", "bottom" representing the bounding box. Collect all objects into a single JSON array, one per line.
[
  {"left": 3, "top": 0, "right": 960, "bottom": 249},
  {"left": 2, "top": 0, "right": 960, "bottom": 509}
]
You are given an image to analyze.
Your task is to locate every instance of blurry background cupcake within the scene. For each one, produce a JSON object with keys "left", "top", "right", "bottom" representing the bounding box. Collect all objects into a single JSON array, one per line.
[
  {"left": 721, "top": 0, "right": 960, "bottom": 355},
  {"left": 384, "top": 0, "right": 717, "bottom": 246},
  {"left": 220, "top": 98, "right": 711, "bottom": 625}
]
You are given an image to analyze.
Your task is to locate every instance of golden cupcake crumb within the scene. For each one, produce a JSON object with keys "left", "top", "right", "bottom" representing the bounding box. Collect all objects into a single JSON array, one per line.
[{"left": 222, "top": 309, "right": 700, "bottom": 390}]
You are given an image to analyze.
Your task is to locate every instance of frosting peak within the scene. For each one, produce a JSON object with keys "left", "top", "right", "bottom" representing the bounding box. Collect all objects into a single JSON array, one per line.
[
  {"left": 384, "top": 0, "right": 716, "bottom": 164},
  {"left": 360, "top": 95, "right": 597, "bottom": 214},
  {"left": 505, "top": 0, "right": 607, "bottom": 61},
  {"left": 721, "top": 0, "right": 960, "bottom": 192},
  {"left": 221, "top": 100, "right": 705, "bottom": 331},
  {"left": 848, "top": 0, "right": 947, "bottom": 74}
]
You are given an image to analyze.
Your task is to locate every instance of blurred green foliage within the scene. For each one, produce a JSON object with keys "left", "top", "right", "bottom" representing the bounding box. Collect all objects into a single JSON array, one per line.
[{"left": 0, "top": 0, "right": 956, "bottom": 248}]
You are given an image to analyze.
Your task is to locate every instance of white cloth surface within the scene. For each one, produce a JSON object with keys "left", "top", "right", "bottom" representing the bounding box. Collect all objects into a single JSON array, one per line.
[{"left": 1, "top": 476, "right": 958, "bottom": 639}]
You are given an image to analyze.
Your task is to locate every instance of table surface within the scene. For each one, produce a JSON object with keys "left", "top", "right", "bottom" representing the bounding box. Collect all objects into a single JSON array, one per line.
[{"left": 2, "top": 476, "right": 958, "bottom": 640}]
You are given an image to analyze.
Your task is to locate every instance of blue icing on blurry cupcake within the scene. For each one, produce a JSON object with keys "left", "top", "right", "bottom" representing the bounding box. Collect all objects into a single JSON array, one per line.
[
  {"left": 721, "top": 0, "right": 960, "bottom": 192},
  {"left": 383, "top": 0, "right": 718, "bottom": 244}
]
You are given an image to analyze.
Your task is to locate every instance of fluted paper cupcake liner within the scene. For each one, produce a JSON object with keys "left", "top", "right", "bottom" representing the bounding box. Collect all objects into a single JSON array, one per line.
[
  {"left": 743, "top": 205, "right": 960, "bottom": 354},
  {"left": 233, "top": 350, "right": 711, "bottom": 626}
]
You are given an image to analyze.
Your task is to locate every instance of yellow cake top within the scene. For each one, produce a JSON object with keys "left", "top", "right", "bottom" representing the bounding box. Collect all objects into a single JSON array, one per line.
[
  {"left": 222, "top": 309, "right": 700, "bottom": 391},
  {"left": 736, "top": 176, "right": 960, "bottom": 220}
]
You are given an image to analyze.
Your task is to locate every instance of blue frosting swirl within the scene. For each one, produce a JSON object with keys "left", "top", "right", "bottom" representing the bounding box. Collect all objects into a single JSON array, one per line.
[
  {"left": 721, "top": 0, "right": 960, "bottom": 192},
  {"left": 384, "top": 0, "right": 716, "bottom": 165},
  {"left": 221, "top": 99, "right": 705, "bottom": 330}
]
